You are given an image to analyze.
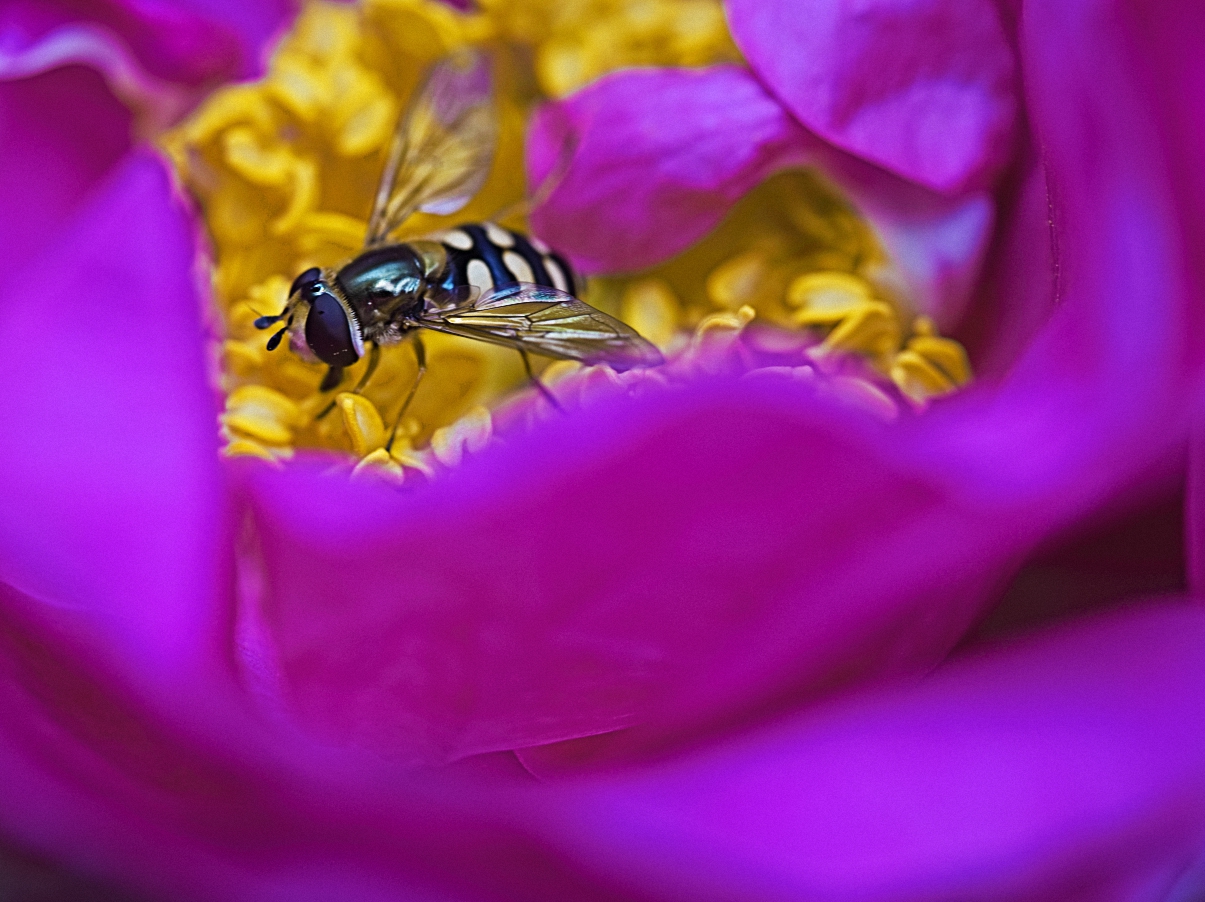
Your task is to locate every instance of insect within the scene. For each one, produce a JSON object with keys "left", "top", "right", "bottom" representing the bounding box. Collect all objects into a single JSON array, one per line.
[{"left": 254, "top": 50, "right": 663, "bottom": 448}]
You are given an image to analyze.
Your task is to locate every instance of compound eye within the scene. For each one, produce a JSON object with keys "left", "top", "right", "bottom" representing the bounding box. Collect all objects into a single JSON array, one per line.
[
  {"left": 290, "top": 266, "right": 322, "bottom": 297},
  {"left": 304, "top": 290, "right": 361, "bottom": 367}
]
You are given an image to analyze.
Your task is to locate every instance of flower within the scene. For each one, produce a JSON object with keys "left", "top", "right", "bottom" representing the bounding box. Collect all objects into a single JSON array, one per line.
[{"left": 1, "top": 0, "right": 1205, "bottom": 900}]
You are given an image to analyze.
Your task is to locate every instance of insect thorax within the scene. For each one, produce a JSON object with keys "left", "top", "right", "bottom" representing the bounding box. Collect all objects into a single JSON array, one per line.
[{"left": 334, "top": 244, "right": 429, "bottom": 343}]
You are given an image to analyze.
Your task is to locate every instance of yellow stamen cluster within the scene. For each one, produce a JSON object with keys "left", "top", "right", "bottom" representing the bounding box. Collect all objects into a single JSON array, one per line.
[
  {"left": 604, "top": 169, "right": 971, "bottom": 407},
  {"left": 164, "top": 0, "right": 970, "bottom": 482},
  {"left": 478, "top": 0, "right": 740, "bottom": 97}
]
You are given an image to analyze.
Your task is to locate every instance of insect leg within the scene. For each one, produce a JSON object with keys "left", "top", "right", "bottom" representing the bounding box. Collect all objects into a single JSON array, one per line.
[
  {"left": 352, "top": 341, "right": 382, "bottom": 393},
  {"left": 386, "top": 334, "right": 427, "bottom": 453},
  {"left": 519, "top": 349, "right": 564, "bottom": 412},
  {"left": 319, "top": 366, "right": 344, "bottom": 393},
  {"left": 316, "top": 342, "right": 380, "bottom": 420}
]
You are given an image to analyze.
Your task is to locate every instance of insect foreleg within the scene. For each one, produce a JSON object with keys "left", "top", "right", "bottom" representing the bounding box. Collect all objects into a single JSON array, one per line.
[
  {"left": 316, "top": 342, "right": 380, "bottom": 420},
  {"left": 519, "top": 349, "right": 564, "bottom": 412},
  {"left": 386, "top": 334, "right": 427, "bottom": 453},
  {"left": 319, "top": 366, "right": 344, "bottom": 393}
]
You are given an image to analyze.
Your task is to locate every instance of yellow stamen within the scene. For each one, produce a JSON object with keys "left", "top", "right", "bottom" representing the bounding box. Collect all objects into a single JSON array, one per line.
[
  {"left": 223, "top": 385, "right": 302, "bottom": 446},
  {"left": 905, "top": 317, "right": 972, "bottom": 385},
  {"left": 222, "top": 438, "right": 284, "bottom": 462},
  {"left": 706, "top": 250, "right": 772, "bottom": 311},
  {"left": 787, "top": 271, "right": 874, "bottom": 322},
  {"left": 820, "top": 301, "right": 900, "bottom": 360},
  {"left": 352, "top": 448, "right": 406, "bottom": 483},
  {"left": 338, "top": 393, "right": 387, "bottom": 457},
  {"left": 621, "top": 279, "right": 681, "bottom": 351},
  {"left": 430, "top": 406, "right": 493, "bottom": 467},
  {"left": 891, "top": 351, "right": 956, "bottom": 404}
]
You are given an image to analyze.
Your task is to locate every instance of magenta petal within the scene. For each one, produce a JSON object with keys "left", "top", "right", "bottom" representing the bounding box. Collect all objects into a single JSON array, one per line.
[
  {"left": 1189, "top": 419, "right": 1205, "bottom": 598},
  {"left": 725, "top": 0, "right": 1018, "bottom": 194},
  {"left": 0, "top": 67, "right": 132, "bottom": 274},
  {"left": 547, "top": 602, "right": 1205, "bottom": 901},
  {"left": 241, "top": 380, "right": 1034, "bottom": 766},
  {"left": 0, "top": 151, "right": 226, "bottom": 681},
  {"left": 0, "top": 0, "right": 299, "bottom": 275},
  {"left": 919, "top": 0, "right": 1205, "bottom": 500},
  {"left": 819, "top": 151, "right": 995, "bottom": 327},
  {"left": 528, "top": 65, "right": 992, "bottom": 327},
  {"left": 118, "top": 0, "right": 298, "bottom": 81},
  {"left": 0, "top": 0, "right": 294, "bottom": 87},
  {"left": 528, "top": 66, "right": 807, "bottom": 275}
]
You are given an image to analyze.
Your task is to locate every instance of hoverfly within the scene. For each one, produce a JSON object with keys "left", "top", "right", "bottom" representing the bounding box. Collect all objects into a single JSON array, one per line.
[{"left": 254, "top": 50, "right": 663, "bottom": 447}]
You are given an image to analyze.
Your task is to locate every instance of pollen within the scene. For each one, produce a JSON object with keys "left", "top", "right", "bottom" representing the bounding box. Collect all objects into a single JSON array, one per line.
[{"left": 166, "top": 0, "right": 971, "bottom": 477}]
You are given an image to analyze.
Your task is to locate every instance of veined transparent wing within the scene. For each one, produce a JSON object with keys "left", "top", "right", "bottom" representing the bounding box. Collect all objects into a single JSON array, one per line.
[
  {"left": 418, "top": 283, "right": 664, "bottom": 371},
  {"left": 364, "top": 50, "right": 497, "bottom": 247}
]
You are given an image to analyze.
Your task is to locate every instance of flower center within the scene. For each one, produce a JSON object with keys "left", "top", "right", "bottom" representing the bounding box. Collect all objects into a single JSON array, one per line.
[{"left": 164, "top": 0, "right": 970, "bottom": 481}]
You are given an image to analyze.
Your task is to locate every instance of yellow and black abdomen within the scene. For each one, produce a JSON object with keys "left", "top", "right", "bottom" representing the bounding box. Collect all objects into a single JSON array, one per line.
[{"left": 428, "top": 223, "right": 579, "bottom": 299}]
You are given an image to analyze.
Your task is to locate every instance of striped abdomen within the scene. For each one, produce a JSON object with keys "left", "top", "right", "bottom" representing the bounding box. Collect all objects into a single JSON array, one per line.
[{"left": 427, "top": 223, "right": 579, "bottom": 299}]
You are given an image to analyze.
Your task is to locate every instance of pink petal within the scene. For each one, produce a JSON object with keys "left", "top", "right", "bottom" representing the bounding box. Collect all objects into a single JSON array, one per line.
[
  {"left": 916, "top": 0, "right": 1205, "bottom": 501},
  {"left": 543, "top": 602, "right": 1205, "bottom": 901},
  {"left": 0, "top": 67, "right": 132, "bottom": 275},
  {"left": 0, "top": 0, "right": 299, "bottom": 274},
  {"left": 239, "top": 380, "right": 1038, "bottom": 767},
  {"left": 1189, "top": 418, "right": 1205, "bottom": 598},
  {"left": 528, "top": 66, "right": 994, "bottom": 328},
  {"left": 1, "top": 0, "right": 294, "bottom": 88},
  {"left": 528, "top": 66, "right": 805, "bottom": 275},
  {"left": 0, "top": 151, "right": 227, "bottom": 684},
  {"left": 123, "top": 0, "right": 298, "bottom": 81},
  {"left": 725, "top": 0, "right": 1018, "bottom": 194},
  {"left": 818, "top": 148, "right": 995, "bottom": 328},
  {"left": 970, "top": 479, "right": 1187, "bottom": 642},
  {"left": 953, "top": 141, "right": 1056, "bottom": 380}
]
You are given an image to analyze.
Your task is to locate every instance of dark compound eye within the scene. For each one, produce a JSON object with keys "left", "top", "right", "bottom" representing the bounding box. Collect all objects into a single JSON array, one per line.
[
  {"left": 290, "top": 266, "right": 322, "bottom": 297},
  {"left": 304, "top": 289, "right": 361, "bottom": 367}
]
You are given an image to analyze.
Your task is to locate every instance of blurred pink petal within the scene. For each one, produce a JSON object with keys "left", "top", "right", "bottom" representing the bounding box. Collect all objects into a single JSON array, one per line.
[
  {"left": 544, "top": 602, "right": 1205, "bottom": 902},
  {"left": 0, "top": 0, "right": 299, "bottom": 272},
  {"left": 1189, "top": 417, "right": 1205, "bottom": 598},
  {"left": 0, "top": 65, "right": 132, "bottom": 274},
  {"left": 724, "top": 0, "right": 1018, "bottom": 194},
  {"left": 953, "top": 142, "right": 1055, "bottom": 379},
  {"left": 1, "top": 0, "right": 293, "bottom": 87},
  {"left": 240, "top": 382, "right": 1030, "bottom": 766},
  {"left": 0, "top": 151, "right": 226, "bottom": 685},
  {"left": 528, "top": 66, "right": 994, "bottom": 327},
  {"left": 970, "top": 478, "right": 1186, "bottom": 641}
]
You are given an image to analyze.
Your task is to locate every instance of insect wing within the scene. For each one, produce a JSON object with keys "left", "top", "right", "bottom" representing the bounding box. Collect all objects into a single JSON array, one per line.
[
  {"left": 418, "top": 283, "right": 664, "bottom": 371},
  {"left": 365, "top": 50, "right": 497, "bottom": 247}
]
